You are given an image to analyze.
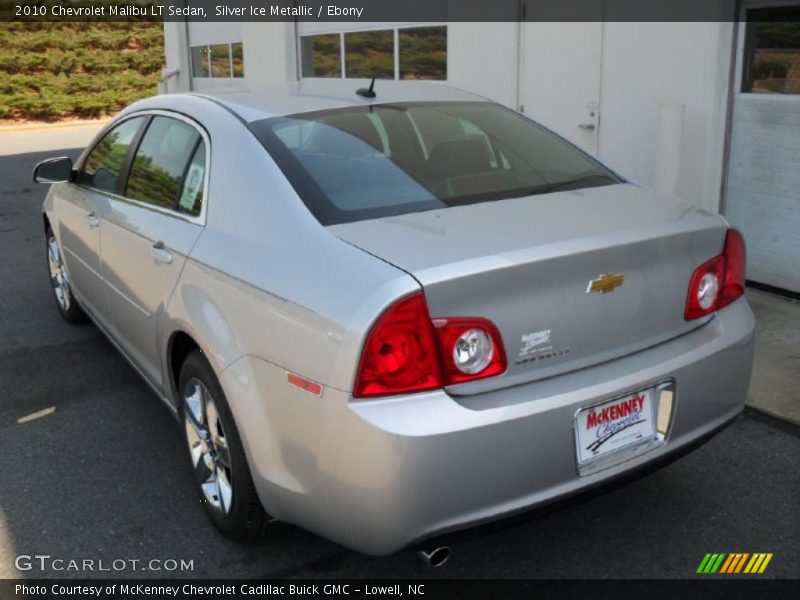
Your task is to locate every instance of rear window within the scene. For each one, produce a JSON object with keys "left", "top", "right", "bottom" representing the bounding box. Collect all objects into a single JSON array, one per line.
[{"left": 250, "top": 102, "right": 621, "bottom": 225}]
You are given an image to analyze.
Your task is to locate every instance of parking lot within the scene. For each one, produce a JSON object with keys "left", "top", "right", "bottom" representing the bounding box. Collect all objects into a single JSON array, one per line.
[{"left": 0, "top": 129, "right": 798, "bottom": 579}]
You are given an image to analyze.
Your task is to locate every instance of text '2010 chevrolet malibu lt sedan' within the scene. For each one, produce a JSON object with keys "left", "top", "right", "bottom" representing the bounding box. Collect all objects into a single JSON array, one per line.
[{"left": 33, "top": 82, "right": 755, "bottom": 555}]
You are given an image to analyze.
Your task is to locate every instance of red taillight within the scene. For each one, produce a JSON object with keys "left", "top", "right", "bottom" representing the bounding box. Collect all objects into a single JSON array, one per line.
[
  {"left": 719, "top": 228, "right": 746, "bottom": 307},
  {"left": 685, "top": 229, "right": 746, "bottom": 320},
  {"left": 354, "top": 294, "right": 507, "bottom": 397},
  {"left": 433, "top": 318, "right": 507, "bottom": 385},
  {"left": 354, "top": 293, "right": 443, "bottom": 398}
]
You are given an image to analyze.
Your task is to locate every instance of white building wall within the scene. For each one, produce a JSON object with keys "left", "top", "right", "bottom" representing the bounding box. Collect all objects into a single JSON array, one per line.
[
  {"left": 598, "top": 22, "right": 734, "bottom": 212},
  {"left": 241, "top": 22, "right": 298, "bottom": 87},
  {"left": 447, "top": 23, "right": 520, "bottom": 109},
  {"left": 161, "top": 21, "right": 191, "bottom": 93},
  {"left": 186, "top": 22, "right": 243, "bottom": 46},
  {"left": 163, "top": 21, "right": 734, "bottom": 214}
]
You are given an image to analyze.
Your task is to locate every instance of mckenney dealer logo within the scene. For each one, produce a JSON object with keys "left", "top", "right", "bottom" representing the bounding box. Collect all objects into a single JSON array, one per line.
[
  {"left": 585, "top": 394, "right": 645, "bottom": 430},
  {"left": 583, "top": 393, "right": 647, "bottom": 455}
]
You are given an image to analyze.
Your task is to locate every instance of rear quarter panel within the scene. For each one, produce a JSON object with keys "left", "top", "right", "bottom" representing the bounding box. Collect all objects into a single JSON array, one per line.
[
  {"left": 142, "top": 96, "right": 418, "bottom": 506},
  {"left": 146, "top": 95, "right": 417, "bottom": 396}
]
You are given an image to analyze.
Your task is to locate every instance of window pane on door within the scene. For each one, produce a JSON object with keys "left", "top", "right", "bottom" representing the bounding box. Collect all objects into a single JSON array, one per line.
[
  {"left": 345, "top": 30, "right": 394, "bottom": 79},
  {"left": 126, "top": 117, "right": 200, "bottom": 210},
  {"left": 210, "top": 44, "right": 231, "bottom": 78},
  {"left": 81, "top": 117, "right": 145, "bottom": 193},
  {"left": 399, "top": 27, "right": 447, "bottom": 80},
  {"left": 191, "top": 46, "right": 210, "bottom": 77},
  {"left": 742, "top": 8, "right": 800, "bottom": 94},
  {"left": 231, "top": 42, "right": 245, "bottom": 78},
  {"left": 300, "top": 34, "right": 341, "bottom": 78}
]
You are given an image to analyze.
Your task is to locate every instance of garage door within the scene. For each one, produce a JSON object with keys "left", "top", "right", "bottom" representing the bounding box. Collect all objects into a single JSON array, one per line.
[{"left": 724, "top": 2, "right": 800, "bottom": 293}]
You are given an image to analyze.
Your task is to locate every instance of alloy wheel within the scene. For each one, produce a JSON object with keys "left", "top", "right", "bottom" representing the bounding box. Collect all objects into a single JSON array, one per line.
[
  {"left": 47, "top": 235, "right": 71, "bottom": 312},
  {"left": 183, "top": 378, "right": 234, "bottom": 515}
]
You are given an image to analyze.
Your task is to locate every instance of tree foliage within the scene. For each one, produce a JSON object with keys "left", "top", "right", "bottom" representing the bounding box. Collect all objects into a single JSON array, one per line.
[{"left": 0, "top": 21, "right": 164, "bottom": 120}]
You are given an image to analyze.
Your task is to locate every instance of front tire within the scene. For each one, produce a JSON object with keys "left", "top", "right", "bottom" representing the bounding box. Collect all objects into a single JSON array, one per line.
[
  {"left": 45, "top": 226, "right": 87, "bottom": 324},
  {"left": 179, "top": 350, "right": 266, "bottom": 541}
]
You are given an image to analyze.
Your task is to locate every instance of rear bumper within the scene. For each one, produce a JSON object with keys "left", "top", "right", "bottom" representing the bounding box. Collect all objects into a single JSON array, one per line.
[{"left": 223, "top": 298, "right": 755, "bottom": 555}]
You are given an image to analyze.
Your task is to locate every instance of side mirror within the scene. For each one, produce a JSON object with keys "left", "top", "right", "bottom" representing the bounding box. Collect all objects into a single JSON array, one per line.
[{"left": 33, "top": 157, "right": 74, "bottom": 184}]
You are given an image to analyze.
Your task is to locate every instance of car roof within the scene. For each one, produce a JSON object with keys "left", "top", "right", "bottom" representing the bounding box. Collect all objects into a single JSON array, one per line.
[{"left": 188, "top": 81, "right": 488, "bottom": 122}]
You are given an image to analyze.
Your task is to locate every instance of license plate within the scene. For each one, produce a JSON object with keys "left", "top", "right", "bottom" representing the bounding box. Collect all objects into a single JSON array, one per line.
[{"left": 575, "top": 387, "right": 657, "bottom": 465}]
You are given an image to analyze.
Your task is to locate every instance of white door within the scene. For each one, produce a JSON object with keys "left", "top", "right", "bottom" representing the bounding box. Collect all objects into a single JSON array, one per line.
[
  {"left": 519, "top": 21, "right": 603, "bottom": 154},
  {"left": 724, "top": 2, "right": 800, "bottom": 293}
]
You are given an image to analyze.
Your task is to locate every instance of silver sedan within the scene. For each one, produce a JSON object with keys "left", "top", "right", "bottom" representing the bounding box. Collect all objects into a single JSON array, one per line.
[{"left": 34, "top": 82, "right": 755, "bottom": 556}]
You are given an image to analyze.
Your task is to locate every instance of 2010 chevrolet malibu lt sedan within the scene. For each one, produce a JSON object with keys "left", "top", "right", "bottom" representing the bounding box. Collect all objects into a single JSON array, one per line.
[{"left": 33, "top": 82, "right": 755, "bottom": 555}]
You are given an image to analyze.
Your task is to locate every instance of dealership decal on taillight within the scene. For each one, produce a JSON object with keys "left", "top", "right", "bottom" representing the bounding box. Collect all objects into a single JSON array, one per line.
[{"left": 685, "top": 229, "right": 746, "bottom": 320}]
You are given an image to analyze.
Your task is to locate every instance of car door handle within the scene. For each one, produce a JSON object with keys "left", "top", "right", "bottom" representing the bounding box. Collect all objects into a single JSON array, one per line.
[
  {"left": 86, "top": 213, "right": 100, "bottom": 228},
  {"left": 149, "top": 242, "right": 173, "bottom": 265},
  {"left": 578, "top": 123, "right": 596, "bottom": 130}
]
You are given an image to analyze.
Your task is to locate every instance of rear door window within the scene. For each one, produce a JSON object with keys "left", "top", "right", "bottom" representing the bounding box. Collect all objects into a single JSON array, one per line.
[{"left": 125, "top": 116, "right": 202, "bottom": 211}]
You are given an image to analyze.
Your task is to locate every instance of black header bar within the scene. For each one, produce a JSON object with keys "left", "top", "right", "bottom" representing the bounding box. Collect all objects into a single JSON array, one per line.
[{"left": 2, "top": 0, "right": 784, "bottom": 24}]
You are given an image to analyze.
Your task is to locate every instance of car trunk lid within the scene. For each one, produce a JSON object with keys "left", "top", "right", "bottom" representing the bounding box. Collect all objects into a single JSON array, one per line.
[{"left": 329, "top": 183, "right": 728, "bottom": 395}]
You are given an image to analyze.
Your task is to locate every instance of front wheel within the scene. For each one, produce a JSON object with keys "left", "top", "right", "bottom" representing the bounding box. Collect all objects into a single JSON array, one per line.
[
  {"left": 179, "top": 350, "right": 266, "bottom": 541},
  {"left": 45, "top": 227, "right": 87, "bottom": 324}
]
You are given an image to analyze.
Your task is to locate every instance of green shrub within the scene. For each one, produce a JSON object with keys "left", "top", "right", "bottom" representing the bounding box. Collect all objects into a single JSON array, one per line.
[
  {"left": 0, "top": 22, "right": 164, "bottom": 121},
  {"left": 755, "top": 58, "right": 790, "bottom": 80}
]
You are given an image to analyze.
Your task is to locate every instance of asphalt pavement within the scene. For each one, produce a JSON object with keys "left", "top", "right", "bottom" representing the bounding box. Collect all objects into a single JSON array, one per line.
[{"left": 0, "top": 128, "right": 798, "bottom": 580}]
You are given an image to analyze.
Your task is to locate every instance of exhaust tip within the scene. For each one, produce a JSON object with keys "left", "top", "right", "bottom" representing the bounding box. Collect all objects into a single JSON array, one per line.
[{"left": 417, "top": 546, "right": 450, "bottom": 568}]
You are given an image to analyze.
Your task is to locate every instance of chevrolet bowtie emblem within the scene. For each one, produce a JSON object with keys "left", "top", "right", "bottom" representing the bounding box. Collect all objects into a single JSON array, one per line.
[{"left": 586, "top": 273, "right": 625, "bottom": 294}]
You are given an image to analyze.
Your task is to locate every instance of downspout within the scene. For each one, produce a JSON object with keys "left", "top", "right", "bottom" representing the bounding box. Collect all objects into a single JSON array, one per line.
[
  {"left": 293, "top": 0, "right": 301, "bottom": 81},
  {"left": 516, "top": 1, "right": 525, "bottom": 112},
  {"left": 718, "top": 0, "right": 742, "bottom": 214},
  {"left": 184, "top": 9, "right": 193, "bottom": 92}
]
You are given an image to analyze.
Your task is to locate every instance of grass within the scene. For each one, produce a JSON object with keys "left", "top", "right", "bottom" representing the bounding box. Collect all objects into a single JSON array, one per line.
[{"left": 0, "top": 21, "right": 164, "bottom": 121}]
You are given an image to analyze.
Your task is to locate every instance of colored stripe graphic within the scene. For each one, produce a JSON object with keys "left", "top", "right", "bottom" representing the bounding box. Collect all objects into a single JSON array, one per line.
[
  {"left": 697, "top": 553, "right": 727, "bottom": 573},
  {"left": 734, "top": 553, "right": 750, "bottom": 573},
  {"left": 744, "top": 554, "right": 759, "bottom": 573},
  {"left": 699, "top": 553, "right": 772, "bottom": 574},
  {"left": 744, "top": 553, "right": 774, "bottom": 574},
  {"left": 719, "top": 553, "right": 749, "bottom": 573},
  {"left": 758, "top": 554, "right": 773, "bottom": 573},
  {"left": 719, "top": 554, "right": 735, "bottom": 574},
  {"left": 696, "top": 554, "right": 713, "bottom": 573},
  {"left": 710, "top": 553, "right": 726, "bottom": 573}
]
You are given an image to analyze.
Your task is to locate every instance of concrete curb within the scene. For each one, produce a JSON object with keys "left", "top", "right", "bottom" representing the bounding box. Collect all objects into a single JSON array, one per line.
[
  {"left": 746, "top": 403, "right": 800, "bottom": 428},
  {"left": 0, "top": 119, "right": 113, "bottom": 134}
]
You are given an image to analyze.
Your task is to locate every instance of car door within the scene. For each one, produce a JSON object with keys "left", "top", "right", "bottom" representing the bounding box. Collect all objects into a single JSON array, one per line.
[
  {"left": 56, "top": 116, "right": 146, "bottom": 323},
  {"left": 100, "top": 113, "right": 208, "bottom": 388}
]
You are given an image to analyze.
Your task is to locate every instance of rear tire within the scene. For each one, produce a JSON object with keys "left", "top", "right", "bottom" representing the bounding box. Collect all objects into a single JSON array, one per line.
[
  {"left": 45, "top": 226, "right": 87, "bottom": 324},
  {"left": 178, "top": 349, "right": 266, "bottom": 541}
]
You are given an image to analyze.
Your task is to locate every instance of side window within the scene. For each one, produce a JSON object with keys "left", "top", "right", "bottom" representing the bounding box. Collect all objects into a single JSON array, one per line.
[
  {"left": 742, "top": 8, "right": 800, "bottom": 94},
  {"left": 81, "top": 117, "right": 145, "bottom": 193},
  {"left": 177, "top": 142, "right": 206, "bottom": 217},
  {"left": 125, "top": 116, "right": 200, "bottom": 210}
]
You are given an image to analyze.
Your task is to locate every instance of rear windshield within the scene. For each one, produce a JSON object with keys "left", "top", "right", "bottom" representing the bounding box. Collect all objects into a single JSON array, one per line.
[{"left": 250, "top": 101, "right": 621, "bottom": 225}]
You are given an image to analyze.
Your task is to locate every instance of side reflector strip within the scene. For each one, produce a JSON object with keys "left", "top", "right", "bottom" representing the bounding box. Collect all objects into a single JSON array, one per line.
[{"left": 286, "top": 372, "right": 323, "bottom": 397}]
